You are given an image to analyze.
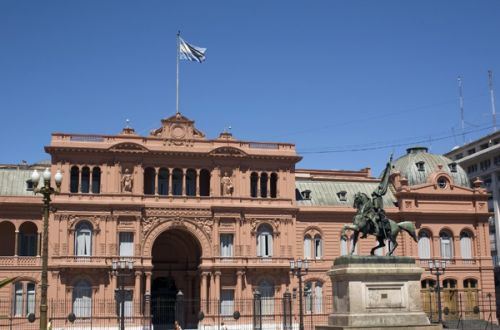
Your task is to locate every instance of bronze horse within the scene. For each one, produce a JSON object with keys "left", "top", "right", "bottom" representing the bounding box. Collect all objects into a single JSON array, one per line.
[{"left": 341, "top": 192, "right": 417, "bottom": 256}]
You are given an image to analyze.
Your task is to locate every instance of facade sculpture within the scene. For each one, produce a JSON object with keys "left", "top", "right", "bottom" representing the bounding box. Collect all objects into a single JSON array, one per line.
[
  {"left": 121, "top": 168, "right": 133, "bottom": 192},
  {"left": 221, "top": 172, "right": 234, "bottom": 196}
]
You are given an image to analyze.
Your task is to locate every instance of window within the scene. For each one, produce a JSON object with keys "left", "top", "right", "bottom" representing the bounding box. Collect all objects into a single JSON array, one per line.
[
  {"left": 337, "top": 191, "right": 347, "bottom": 202},
  {"left": 464, "top": 278, "right": 477, "bottom": 289},
  {"left": 437, "top": 177, "right": 448, "bottom": 189},
  {"left": 116, "top": 290, "right": 133, "bottom": 318},
  {"left": 467, "top": 164, "right": 478, "bottom": 174},
  {"left": 119, "top": 232, "right": 134, "bottom": 257},
  {"left": 460, "top": 231, "right": 472, "bottom": 259},
  {"left": 220, "top": 234, "right": 234, "bottom": 257},
  {"left": 443, "top": 279, "right": 457, "bottom": 289},
  {"left": 448, "top": 162, "right": 457, "bottom": 173},
  {"left": 468, "top": 148, "right": 476, "bottom": 155},
  {"left": 258, "top": 280, "right": 274, "bottom": 315},
  {"left": 349, "top": 236, "right": 358, "bottom": 255},
  {"left": 144, "top": 167, "right": 155, "bottom": 195},
  {"left": 421, "top": 279, "right": 436, "bottom": 289},
  {"left": 73, "top": 280, "right": 92, "bottom": 317},
  {"left": 418, "top": 231, "right": 431, "bottom": 259},
  {"left": 81, "top": 167, "right": 90, "bottom": 193},
  {"left": 481, "top": 143, "right": 489, "bottom": 150},
  {"left": 303, "top": 235, "right": 311, "bottom": 259},
  {"left": 172, "top": 169, "right": 183, "bottom": 196},
  {"left": 75, "top": 222, "right": 92, "bottom": 256},
  {"left": 19, "top": 221, "right": 38, "bottom": 256},
  {"left": 416, "top": 161, "right": 425, "bottom": 171},
  {"left": 314, "top": 235, "right": 322, "bottom": 259},
  {"left": 186, "top": 169, "right": 196, "bottom": 196},
  {"left": 70, "top": 166, "right": 79, "bottom": 193},
  {"left": 26, "top": 180, "right": 34, "bottom": 191},
  {"left": 440, "top": 231, "right": 453, "bottom": 259},
  {"left": 91, "top": 167, "right": 101, "bottom": 193},
  {"left": 270, "top": 173, "right": 278, "bottom": 198},
  {"left": 199, "top": 169, "right": 211, "bottom": 196},
  {"left": 340, "top": 237, "right": 348, "bottom": 256},
  {"left": 494, "top": 155, "right": 500, "bottom": 165},
  {"left": 305, "top": 281, "right": 323, "bottom": 314},
  {"left": 455, "top": 153, "right": 463, "bottom": 160},
  {"left": 260, "top": 173, "right": 268, "bottom": 198},
  {"left": 158, "top": 168, "right": 169, "bottom": 195},
  {"left": 480, "top": 159, "right": 491, "bottom": 171},
  {"left": 250, "top": 172, "right": 258, "bottom": 197},
  {"left": 220, "top": 289, "right": 234, "bottom": 316},
  {"left": 257, "top": 224, "right": 273, "bottom": 257},
  {"left": 12, "top": 281, "right": 37, "bottom": 316}
]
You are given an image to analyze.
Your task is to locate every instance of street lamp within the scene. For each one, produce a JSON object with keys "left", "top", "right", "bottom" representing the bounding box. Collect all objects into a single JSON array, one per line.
[
  {"left": 290, "top": 258, "right": 309, "bottom": 330},
  {"left": 31, "top": 168, "right": 63, "bottom": 330},
  {"left": 112, "top": 258, "right": 135, "bottom": 330},
  {"left": 428, "top": 259, "right": 446, "bottom": 324}
]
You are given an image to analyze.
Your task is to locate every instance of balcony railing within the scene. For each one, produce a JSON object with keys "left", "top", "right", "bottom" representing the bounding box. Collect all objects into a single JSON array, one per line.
[
  {"left": 51, "top": 256, "right": 143, "bottom": 268},
  {"left": 0, "top": 256, "right": 41, "bottom": 267},
  {"left": 210, "top": 256, "right": 291, "bottom": 267},
  {"left": 417, "top": 258, "right": 479, "bottom": 267}
]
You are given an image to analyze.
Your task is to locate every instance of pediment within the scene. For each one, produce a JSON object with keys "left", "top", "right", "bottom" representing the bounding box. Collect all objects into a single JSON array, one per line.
[
  {"left": 108, "top": 142, "right": 149, "bottom": 153},
  {"left": 405, "top": 182, "right": 476, "bottom": 194},
  {"left": 209, "top": 146, "right": 248, "bottom": 157},
  {"left": 149, "top": 113, "right": 206, "bottom": 140}
]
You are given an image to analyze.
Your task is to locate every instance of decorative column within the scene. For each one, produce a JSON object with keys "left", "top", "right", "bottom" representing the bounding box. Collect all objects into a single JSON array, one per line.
[
  {"left": 433, "top": 236, "right": 440, "bottom": 259},
  {"left": 145, "top": 271, "right": 152, "bottom": 295},
  {"left": 134, "top": 271, "right": 142, "bottom": 302},
  {"left": 265, "top": 172, "right": 270, "bottom": 198},
  {"left": 200, "top": 271, "right": 209, "bottom": 312},
  {"left": 214, "top": 271, "right": 221, "bottom": 301},
  {"left": 14, "top": 230, "right": 19, "bottom": 256},
  {"left": 236, "top": 270, "right": 245, "bottom": 300},
  {"left": 453, "top": 236, "right": 460, "bottom": 261},
  {"left": 182, "top": 169, "right": 187, "bottom": 196},
  {"left": 89, "top": 169, "right": 93, "bottom": 194},
  {"left": 168, "top": 168, "right": 173, "bottom": 196},
  {"left": 155, "top": 167, "right": 159, "bottom": 195},
  {"left": 196, "top": 169, "right": 201, "bottom": 197},
  {"left": 144, "top": 271, "right": 152, "bottom": 318},
  {"left": 78, "top": 165, "right": 82, "bottom": 192}
]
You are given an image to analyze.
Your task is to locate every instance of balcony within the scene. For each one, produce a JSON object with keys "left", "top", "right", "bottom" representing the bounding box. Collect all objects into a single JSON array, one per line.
[
  {"left": 51, "top": 256, "right": 143, "bottom": 268},
  {"left": 210, "top": 256, "right": 291, "bottom": 268},
  {"left": 0, "top": 256, "right": 41, "bottom": 267},
  {"left": 417, "top": 258, "right": 479, "bottom": 268}
]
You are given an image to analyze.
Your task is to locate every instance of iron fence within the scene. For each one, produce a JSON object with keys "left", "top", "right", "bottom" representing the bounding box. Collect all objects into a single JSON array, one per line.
[{"left": 0, "top": 291, "right": 497, "bottom": 329}]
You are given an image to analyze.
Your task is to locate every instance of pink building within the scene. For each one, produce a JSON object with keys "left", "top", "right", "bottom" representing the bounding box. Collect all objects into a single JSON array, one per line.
[{"left": 0, "top": 114, "right": 495, "bottom": 329}]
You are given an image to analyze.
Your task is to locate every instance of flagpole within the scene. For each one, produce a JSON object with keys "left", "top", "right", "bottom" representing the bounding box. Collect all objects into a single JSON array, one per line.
[{"left": 176, "top": 31, "right": 180, "bottom": 115}]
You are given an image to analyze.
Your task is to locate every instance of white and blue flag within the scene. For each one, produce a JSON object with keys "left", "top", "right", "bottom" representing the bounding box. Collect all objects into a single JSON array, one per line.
[{"left": 179, "top": 37, "right": 206, "bottom": 63}]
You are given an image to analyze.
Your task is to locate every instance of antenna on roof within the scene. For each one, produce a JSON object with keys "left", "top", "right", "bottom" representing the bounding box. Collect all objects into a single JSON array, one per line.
[
  {"left": 457, "top": 76, "right": 465, "bottom": 144},
  {"left": 488, "top": 70, "right": 497, "bottom": 132},
  {"left": 125, "top": 119, "right": 130, "bottom": 128}
]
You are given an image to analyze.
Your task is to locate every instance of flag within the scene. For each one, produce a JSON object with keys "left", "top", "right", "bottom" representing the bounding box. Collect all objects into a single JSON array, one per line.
[{"left": 179, "top": 37, "right": 206, "bottom": 63}]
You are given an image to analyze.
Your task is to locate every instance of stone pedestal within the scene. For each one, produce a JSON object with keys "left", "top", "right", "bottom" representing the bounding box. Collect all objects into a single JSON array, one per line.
[{"left": 316, "top": 256, "right": 441, "bottom": 330}]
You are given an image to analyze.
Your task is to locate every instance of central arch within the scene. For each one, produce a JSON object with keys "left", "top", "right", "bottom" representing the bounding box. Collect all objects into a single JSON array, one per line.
[{"left": 151, "top": 228, "right": 202, "bottom": 329}]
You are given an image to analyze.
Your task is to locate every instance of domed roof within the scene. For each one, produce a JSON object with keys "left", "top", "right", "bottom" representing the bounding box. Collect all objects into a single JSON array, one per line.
[{"left": 391, "top": 147, "right": 470, "bottom": 188}]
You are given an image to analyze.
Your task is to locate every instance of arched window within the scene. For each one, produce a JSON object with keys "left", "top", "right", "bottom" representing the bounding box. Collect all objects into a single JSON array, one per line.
[
  {"left": 305, "top": 282, "right": 313, "bottom": 313},
  {"left": 257, "top": 224, "right": 273, "bottom": 257},
  {"left": 73, "top": 280, "right": 92, "bottom": 317},
  {"left": 340, "top": 237, "right": 348, "bottom": 256},
  {"left": 200, "top": 169, "right": 211, "bottom": 196},
  {"left": 421, "top": 279, "right": 436, "bottom": 289},
  {"left": 260, "top": 173, "right": 268, "bottom": 198},
  {"left": 250, "top": 172, "right": 258, "bottom": 197},
  {"left": 19, "top": 222, "right": 37, "bottom": 256},
  {"left": 443, "top": 278, "right": 457, "bottom": 289},
  {"left": 81, "top": 167, "right": 90, "bottom": 193},
  {"left": 303, "top": 235, "right": 311, "bottom": 259},
  {"left": 460, "top": 231, "right": 472, "bottom": 259},
  {"left": 0, "top": 221, "right": 16, "bottom": 256},
  {"left": 418, "top": 231, "right": 431, "bottom": 259},
  {"left": 270, "top": 173, "right": 278, "bottom": 198},
  {"left": 75, "top": 222, "right": 92, "bottom": 256},
  {"left": 70, "top": 166, "right": 79, "bottom": 193},
  {"left": 158, "top": 168, "right": 169, "bottom": 195},
  {"left": 440, "top": 231, "right": 453, "bottom": 259},
  {"left": 144, "top": 167, "right": 156, "bottom": 195},
  {"left": 258, "top": 280, "right": 274, "bottom": 315},
  {"left": 464, "top": 278, "right": 477, "bottom": 289},
  {"left": 305, "top": 281, "right": 323, "bottom": 314},
  {"left": 91, "top": 167, "right": 101, "bottom": 194},
  {"left": 172, "top": 169, "right": 183, "bottom": 196},
  {"left": 314, "top": 282, "right": 323, "bottom": 313},
  {"left": 314, "top": 234, "right": 322, "bottom": 259},
  {"left": 186, "top": 169, "right": 196, "bottom": 196},
  {"left": 13, "top": 281, "right": 36, "bottom": 317}
]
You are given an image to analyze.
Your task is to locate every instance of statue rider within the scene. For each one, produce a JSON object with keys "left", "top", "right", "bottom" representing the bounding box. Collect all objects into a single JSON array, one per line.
[{"left": 370, "top": 155, "right": 393, "bottom": 237}]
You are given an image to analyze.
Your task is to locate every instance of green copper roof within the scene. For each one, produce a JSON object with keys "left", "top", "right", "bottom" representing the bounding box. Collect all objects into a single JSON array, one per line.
[
  {"left": 296, "top": 180, "right": 397, "bottom": 207},
  {"left": 392, "top": 147, "right": 470, "bottom": 188}
]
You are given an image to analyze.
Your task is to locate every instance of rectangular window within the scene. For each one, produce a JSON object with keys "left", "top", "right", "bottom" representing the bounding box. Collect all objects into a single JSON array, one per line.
[
  {"left": 116, "top": 290, "right": 133, "bottom": 318},
  {"left": 468, "top": 148, "right": 476, "bottom": 155},
  {"left": 119, "top": 232, "right": 134, "bottom": 257},
  {"left": 26, "top": 283, "right": 35, "bottom": 316},
  {"left": 14, "top": 282, "right": 23, "bottom": 316},
  {"left": 314, "top": 237, "right": 322, "bottom": 259},
  {"left": 220, "top": 234, "right": 234, "bottom": 257},
  {"left": 220, "top": 289, "right": 234, "bottom": 316}
]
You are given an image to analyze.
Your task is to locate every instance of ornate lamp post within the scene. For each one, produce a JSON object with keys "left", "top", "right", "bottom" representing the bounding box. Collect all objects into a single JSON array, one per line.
[
  {"left": 31, "top": 168, "right": 63, "bottom": 330},
  {"left": 290, "top": 259, "right": 309, "bottom": 330},
  {"left": 112, "top": 258, "right": 135, "bottom": 330},
  {"left": 428, "top": 259, "right": 446, "bottom": 324}
]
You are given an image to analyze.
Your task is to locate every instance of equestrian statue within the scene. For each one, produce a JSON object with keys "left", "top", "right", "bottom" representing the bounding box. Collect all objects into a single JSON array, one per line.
[{"left": 341, "top": 155, "right": 417, "bottom": 256}]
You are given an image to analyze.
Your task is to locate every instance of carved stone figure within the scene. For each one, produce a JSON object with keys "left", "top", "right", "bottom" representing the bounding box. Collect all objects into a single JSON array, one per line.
[
  {"left": 341, "top": 155, "right": 417, "bottom": 255},
  {"left": 221, "top": 172, "right": 233, "bottom": 196},
  {"left": 121, "top": 168, "right": 133, "bottom": 193}
]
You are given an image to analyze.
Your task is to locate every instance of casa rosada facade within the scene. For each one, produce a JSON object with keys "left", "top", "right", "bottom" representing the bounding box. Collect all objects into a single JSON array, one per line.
[{"left": 0, "top": 114, "right": 496, "bottom": 326}]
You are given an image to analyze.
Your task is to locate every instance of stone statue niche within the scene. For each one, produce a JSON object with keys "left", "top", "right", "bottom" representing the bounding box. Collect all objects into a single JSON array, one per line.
[
  {"left": 220, "top": 171, "right": 234, "bottom": 196},
  {"left": 121, "top": 167, "right": 134, "bottom": 193}
]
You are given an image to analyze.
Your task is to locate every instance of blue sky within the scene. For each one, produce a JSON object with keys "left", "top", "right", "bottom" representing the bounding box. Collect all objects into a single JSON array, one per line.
[{"left": 1, "top": 1, "right": 499, "bottom": 174}]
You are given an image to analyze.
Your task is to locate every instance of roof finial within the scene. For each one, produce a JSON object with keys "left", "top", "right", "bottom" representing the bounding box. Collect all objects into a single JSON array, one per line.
[{"left": 125, "top": 118, "right": 130, "bottom": 128}]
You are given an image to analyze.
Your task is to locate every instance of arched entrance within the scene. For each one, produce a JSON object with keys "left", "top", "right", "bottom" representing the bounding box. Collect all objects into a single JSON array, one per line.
[{"left": 152, "top": 228, "right": 201, "bottom": 329}]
